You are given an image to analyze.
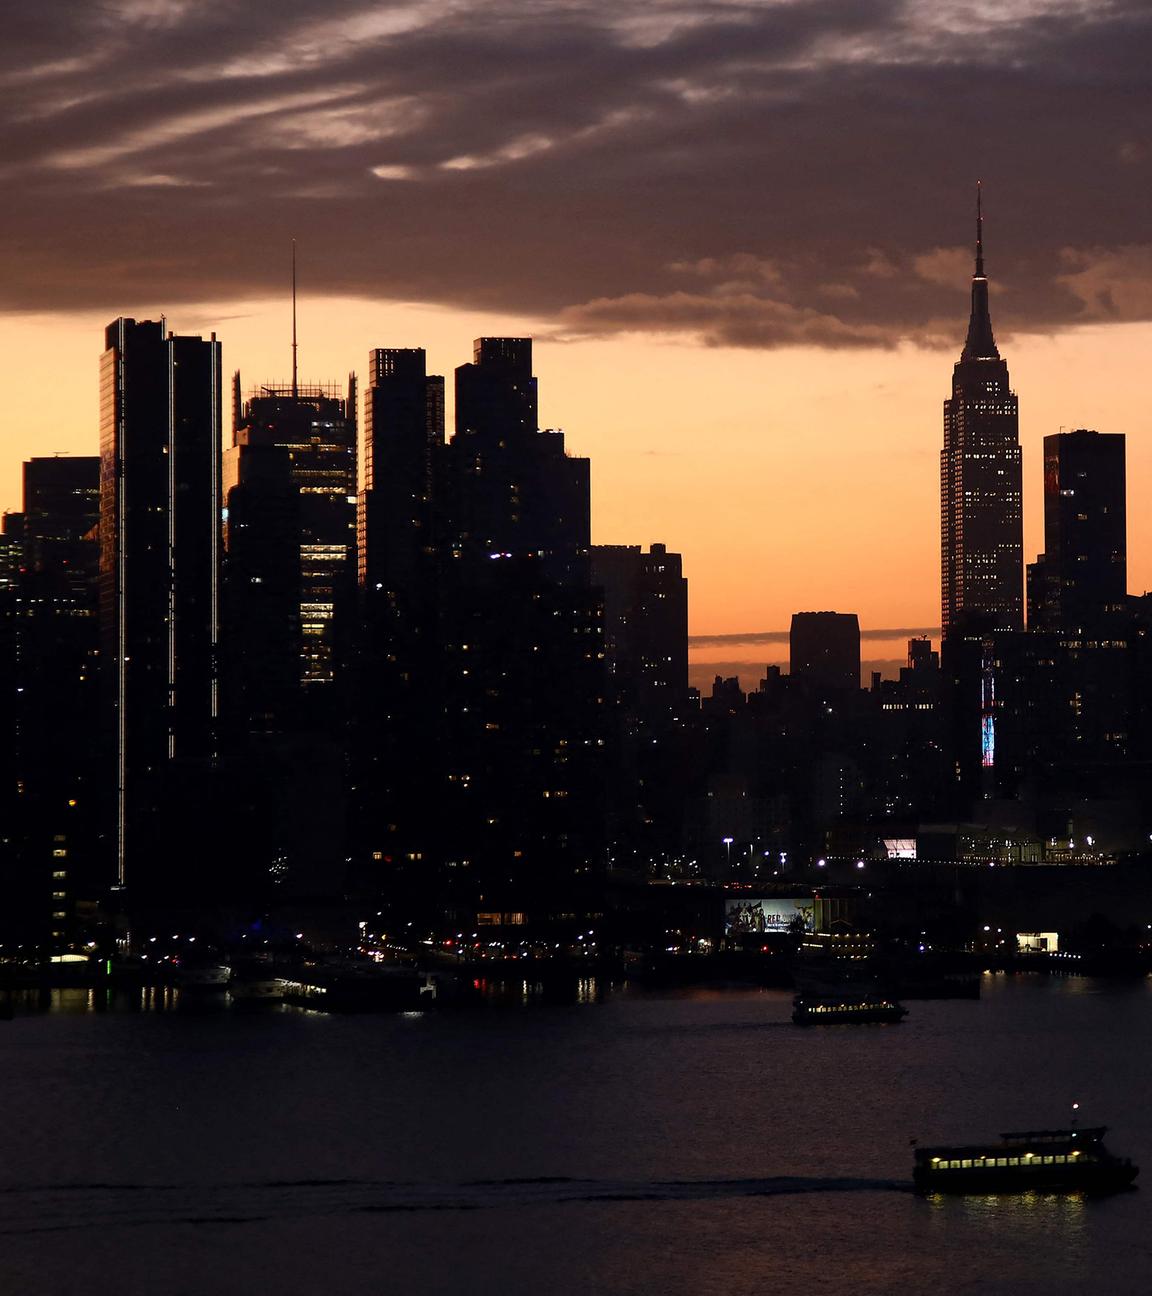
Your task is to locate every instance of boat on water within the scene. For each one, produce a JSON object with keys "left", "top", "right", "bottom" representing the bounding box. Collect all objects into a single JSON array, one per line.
[
  {"left": 913, "top": 1127, "right": 1138, "bottom": 1194},
  {"left": 792, "top": 993, "right": 907, "bottom": 1024},
  {"left": 169, "top": 961, "right": 231, "bottom": 990},
  {"left": 278, "top": 960, "right": 437, "bottom": 1012}
]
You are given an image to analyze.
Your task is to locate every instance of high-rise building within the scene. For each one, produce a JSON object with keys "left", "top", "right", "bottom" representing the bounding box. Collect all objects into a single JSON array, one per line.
[
  {"left": 592, "top": 543, "right": 689, "bottom": 727},
  {"left": 21, "top": 457, "right": 100, "bottom": 596},
  {"left": 233, "top": 375, "right": 356, "bottom": 690},
  {"left": 0, "top": 460, "right": 100, "bottom": 949},
  {"left": 359, "top": 347, "right": 444, "bottom": 597},
  {"left": 790, "top": 611, "right": 860, "bottom": 694},
  {"left": 99, "top": 318, "right": 221, "bottom": 895},
  {"left": 222, "top": 440, "right": 301, "bottom": 732},
  {"left": 349, "top": 349, "right": 445, "bottom": 901},
  {"left": 446, "top": 338, "right": 589, "bottom": 585},
  {"left": 430, "top": 339, "right": 605, "bottom": 920},
  {"left": 1030, "top": 429, "right": 1126, "bottom": 632},
  {"left": 941, "top": 190, "right": 1023, "bottom": 635}
]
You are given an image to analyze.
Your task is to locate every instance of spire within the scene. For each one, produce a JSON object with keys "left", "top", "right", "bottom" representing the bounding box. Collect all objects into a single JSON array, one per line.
[
  {"left": 975, "top": 180, "right": 985, "bottom": 277},
  {"left": 291, "top": 239, "right": 299, "bottom": 399},
  {"left": 961, "top": 181, "right": 999, "bottom": 361}
]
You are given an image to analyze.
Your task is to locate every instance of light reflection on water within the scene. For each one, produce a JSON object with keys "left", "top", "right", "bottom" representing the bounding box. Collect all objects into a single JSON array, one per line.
[{"left": 0, "top": 975, "right": 1148, "bottom": 1296}]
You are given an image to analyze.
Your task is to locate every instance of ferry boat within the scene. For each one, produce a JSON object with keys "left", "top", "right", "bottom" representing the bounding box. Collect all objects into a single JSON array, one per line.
[
  {"left": 791, "top": 993, "right": 907, "bottom": 1024},
  {"left": 913, "top": 1127, "right": 1138, "bottom": 1194}
]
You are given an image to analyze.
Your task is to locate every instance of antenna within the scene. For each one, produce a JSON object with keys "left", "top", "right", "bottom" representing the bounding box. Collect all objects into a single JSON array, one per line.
[
  {"left": 291, "top": 239, "right": 299, "bottom": 399},
  {"left": 975, "top": 181, "right": 985, "bottom": 279}
]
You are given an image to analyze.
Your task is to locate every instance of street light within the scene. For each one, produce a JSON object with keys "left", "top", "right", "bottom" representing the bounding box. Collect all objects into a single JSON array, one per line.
[{"left": 723, "top": 837, "right": 733, "bottom": 868}]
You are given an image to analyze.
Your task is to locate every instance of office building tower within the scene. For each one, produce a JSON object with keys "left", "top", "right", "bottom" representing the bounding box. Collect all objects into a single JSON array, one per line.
[
  {"left": 1, "top": 461, "right": 100, "bottom": 948},
  {"left": 222, "top": 441, "right": 301, "bottom": 731},
  {"left": 20, "top": 457, "right": 100, "bottom": 596},
  {"left": 430, "top": 339, "right": 605, "bottom": 918},
  {"left": 349, "top": 349, "right": 445, "bottom": 899},
  {"left": 1030, "top": 429, "right": 1126, "bottom": 632},
  {"left": 99, "top": 318, "right": 221, "bottom": 894},
  {"left": 233, "top": 374, "right": 356, "bottom": 690},
  {"left": 790, "top": 611, "right": 861, "bottom": 694},
  {"left": 941, "top": 190, "right": 1023, "bottom": 634},
  {"left": 359, "top": 347, "right": 444, "bottom": 597},
  {"left": 446, "top": 337, "right": 589, "bottom": 584},
  {"left": 592, "top": 543, "right": 689, "bottom": 727}
]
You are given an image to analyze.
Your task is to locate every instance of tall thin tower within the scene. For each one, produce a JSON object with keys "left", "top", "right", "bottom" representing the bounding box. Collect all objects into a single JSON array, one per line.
[
  {"left": 99, "top": 318, "right": 222, "bottom": 893},
  {"left": 940, "top": 186, "right": 1023, "bottom": 634}
]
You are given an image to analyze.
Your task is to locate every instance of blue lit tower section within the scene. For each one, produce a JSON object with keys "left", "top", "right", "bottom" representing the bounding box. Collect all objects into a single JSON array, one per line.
[{"left": 941, "top": 188, "right": 1023, "bottom": 635}]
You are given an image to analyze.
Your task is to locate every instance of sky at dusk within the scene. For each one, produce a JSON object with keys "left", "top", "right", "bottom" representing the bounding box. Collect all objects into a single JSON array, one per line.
[{"left": 2, "top": 0, "right": 1151, "bottom": 685}]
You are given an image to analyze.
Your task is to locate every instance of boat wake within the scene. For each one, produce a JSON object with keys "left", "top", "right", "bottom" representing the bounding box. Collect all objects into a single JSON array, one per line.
[{"left": 0, "top": 1174, "right": 911, "bottom": 1234}]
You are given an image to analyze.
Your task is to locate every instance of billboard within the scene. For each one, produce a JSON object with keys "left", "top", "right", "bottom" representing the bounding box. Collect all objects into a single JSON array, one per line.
[{"left": 725, "top": 897, "right": 814, "bottom": 935}]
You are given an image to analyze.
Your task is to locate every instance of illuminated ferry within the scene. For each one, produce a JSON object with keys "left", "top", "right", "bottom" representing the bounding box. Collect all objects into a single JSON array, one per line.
[
  {"left": 913, "top": 1127, "right": 1138, "bottom": 1194},
  {"left": 791, "top": 993, "right": 907, "bottom": 1024}
]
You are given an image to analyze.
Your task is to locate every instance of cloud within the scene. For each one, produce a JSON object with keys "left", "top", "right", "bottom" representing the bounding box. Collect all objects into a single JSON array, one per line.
[{"left": 0, "top": 0, "right": 1150, "bottom": 347}]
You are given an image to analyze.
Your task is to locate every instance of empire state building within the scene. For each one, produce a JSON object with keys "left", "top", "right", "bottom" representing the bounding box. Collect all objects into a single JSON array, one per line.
[{"left": 940, "top": 190, "right": 1023, "bottom": 634}]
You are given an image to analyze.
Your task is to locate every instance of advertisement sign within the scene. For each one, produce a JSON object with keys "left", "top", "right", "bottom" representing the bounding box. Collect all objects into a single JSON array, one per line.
[{"left": 725, "top": 897, "right": 814, "bottom": 934}]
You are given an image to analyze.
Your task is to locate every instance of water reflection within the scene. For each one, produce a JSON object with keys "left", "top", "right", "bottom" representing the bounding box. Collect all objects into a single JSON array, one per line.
[{"left": 10, "top": 984, "right": 200, "bottom": 1015}]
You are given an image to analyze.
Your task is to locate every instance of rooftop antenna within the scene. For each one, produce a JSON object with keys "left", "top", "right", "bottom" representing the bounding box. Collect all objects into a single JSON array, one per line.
[
  {"left": 291, "top": 239, "right": 299, "bottom": 399},
  {"left": 975, "top": 180, "right": 985, "bottom": 279}
]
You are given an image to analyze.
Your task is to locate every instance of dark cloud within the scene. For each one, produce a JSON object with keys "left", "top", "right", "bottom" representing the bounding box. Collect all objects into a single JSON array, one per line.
[{"left": 2, "top": 0, "right": 1150, "bottom": 347}]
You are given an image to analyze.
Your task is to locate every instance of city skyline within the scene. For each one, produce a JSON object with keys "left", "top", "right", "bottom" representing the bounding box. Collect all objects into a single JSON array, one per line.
[
  {"left": 2, "top": 1, "right": 1152, "bottom": 682},
  {"left": 2, "top": 280, "right": 1147, "bottom": 690}
]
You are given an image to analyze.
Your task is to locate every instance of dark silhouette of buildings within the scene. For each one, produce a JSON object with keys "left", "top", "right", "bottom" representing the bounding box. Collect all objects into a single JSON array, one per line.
[
  {"left": 941, "top": 189, "right": 1023, "bottom": 634},
  {"left": 347, "top": 338, "right": 607, "bottom": 926},
  {"left": 790, "top": 611, "right": 861, "bottom": 694},
  {"left": 0, "top": 459, "right": 100, "bottom": 948},
  {"left": 1029, "top": 429, "right": 1126, "bottom": 632},
  {"left": 99, "top": 319, "right": 222, "bottom": 902}
]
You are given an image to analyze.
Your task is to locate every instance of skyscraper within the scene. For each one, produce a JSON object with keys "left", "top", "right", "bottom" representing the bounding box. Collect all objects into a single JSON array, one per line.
[
  {"left": 99, "top": 318, "right": 221, "bottom": 895},
  {"left": 941, "top": 189, "right": 1023, "bottom": 635},
  {"left": 592, "top": 543, "right": 689, "bottom": 728},
  {"left": 790, "top": 611, "right": 861, "bottom": 694},
  {"left": 1, "top": 458, "right": 100, "bottom": 949},
  {"left": 446, "top": 338, "right": 589, "bottom": 585},
  {"left": 1030, "top": 429, "right": 1126, "bottom": 632},
  {"left": 359, "top": 347, "right": 444, "bottom": 597},
  {"left": 433, "top": 339, "right": 606, "bottom": 919},
  {"left": 21, "top": 456, "right": 100, "bottom": 596},
  {"left": 232, "top": 375, "right": 357, "bottom": 691}
]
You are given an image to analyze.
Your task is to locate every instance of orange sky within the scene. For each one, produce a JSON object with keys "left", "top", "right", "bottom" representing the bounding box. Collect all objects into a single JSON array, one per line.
[{"left": 3, "top": 300, "right": 1149, "bottom": 679}]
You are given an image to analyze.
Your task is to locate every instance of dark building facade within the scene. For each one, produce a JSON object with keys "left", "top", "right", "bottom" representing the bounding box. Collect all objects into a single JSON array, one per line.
[
  {"left": 790, "top": 611, "right": 861, "bottom": 694},
  {"left": 355, "top": 337, "right": 608, "bottom": 923},
  {"left": 21, "top": 456, "right": 100, "bottom": 595},
  {"left": 941, "top": 194, "right": 1023, "bottom": 635},
  {"left": 1030, "top": 429, "right": 1126, "bottom": 632},
  {"left": 592, "top": 543, "right": 689, "bottom": 728},
  {"left": 99, "top": 319, "right": 222, "bottom": 899},
  {"left": 1, "top": 458, "right": 100, "bottom": 949},
  {"left": 358, "top": 347, "right": 443, "bottom": 598}
]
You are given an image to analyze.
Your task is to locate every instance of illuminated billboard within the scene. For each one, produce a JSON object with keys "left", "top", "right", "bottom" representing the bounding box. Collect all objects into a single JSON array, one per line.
[{"left": 725, "top": 897, "right": 814, "bottom": 935}]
